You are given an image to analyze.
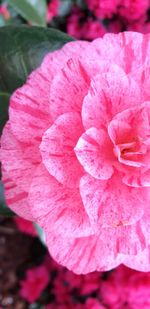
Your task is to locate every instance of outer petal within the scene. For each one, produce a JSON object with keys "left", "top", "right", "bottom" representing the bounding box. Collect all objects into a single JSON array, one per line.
[
  {"left": 75, "top": 127, "right": 114, "bottom": 180},
  {"left": 0, "top": 122, "right": 40, "bottom": 192},
  {"left": 82, "top": 65, "right": 141, "bottom": 130},
  {"left": 29, "top": 164, "right": 92, "bottom": 237},
  {"left": 9, "top": 67, "right": 52, "bottom": 143},
  {"left": 40, "top": 112, "right": 84, "bottom": 188},
  {"left": 123, "top": 246, "right": 150, "bottom": 272},
  {"left": 80, "top": 174, "right": 146, "bottom": 228},
  {"left": 9, "top": 40, "right": 89, "bottom": 144},
  {"left": 45, "top": 232, "right": 123, "bottom": 274},
  {"left": 1, "top": 174, "right": 33, "bottom": 221},
  {"left": 89, "top": 32, "right": 150, "bottom": 74},
  {"left": 50, "top": 59, "right": 90, "bottom": 121}
]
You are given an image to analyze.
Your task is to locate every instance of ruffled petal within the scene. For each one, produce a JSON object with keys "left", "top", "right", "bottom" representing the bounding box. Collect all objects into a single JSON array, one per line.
[
  {"left": 29, "top": 164, "right": 92, "bottom": 237},
  {"left": 0, "top": 122, "right": 40, "bottom": 192},
  {"left": 1, "top": 174, "right": 33, "bottom": 221},
  {"left": 75, "top": 127, "right": 114, "bottom": 180},
  {"left": 123, "top": 246, "right": 150, "bottom": 272},
  {"left": 82, "top": 65, "right": 141, "bottom": 130},
  {"left": 80, "top": 174, "right": 146, "bottom": 228},
  {"left": 9, "top": 67, "right": 52, "bottom": 143},
  {"left": 45, "top": 231, "right": 122, "bottom": 274},
  {"left": 40, "top": 112, "right": 84, "bottom": 188},
  {"left": 50, "top": 59, "right": 90, "bottom": 121}
]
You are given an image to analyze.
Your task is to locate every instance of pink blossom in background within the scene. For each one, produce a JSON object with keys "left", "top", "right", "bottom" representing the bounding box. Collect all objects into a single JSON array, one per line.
[
  {"left": 2, "top": 32, "right": 150, "bottom": 274},
  {"left": 0, "top": 4, "right": 10, "bottom": 20},
  {"left": 66, "top": 6, "right": 84, "bottom": 39},
  {"left": 86, "top": 0, "right": 120, "bottom": 19},
  {"left": 100, "top": 265, "right": 150, "bottom": 308},
  {"left": 47, "top": 0, "right": 60, "bottom": 23},
  {"left": 118, "top": 0, "right": 149, "bottom": 23},
  {"left": 14, "top": 216, "right": 37, "bottom": 236},
  {"left": 127, "top": 21, "right": 150, "bottom": 34},
  {"left": 20, "top": 265, "right": 49, "bottom": 303},
  {"left": 67, "top": 10, "right": 106, "bottom": 40},
  {"left": 81, "top": 18, "right": 106, "bottom": 40}
]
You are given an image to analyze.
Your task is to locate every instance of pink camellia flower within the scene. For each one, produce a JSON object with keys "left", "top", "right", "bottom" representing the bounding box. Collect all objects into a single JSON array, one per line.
[
  {"left": 0, "top": 4, "right": 10, "bottom": 20},
  {"left": 2, "top": 32, "right": 150, "bottom": 274},
  {"left": 86, "top": 0, "right": 120, "bottom": 19},
  {"left": 47, "top": 0, "right": 60, "bottom": 23},
  {"left": 20, "top": 265, "right": 49, "bottom": 303},
  {"left": 14, "top": 216, "right": 37, "bottom": 236},
  {"left": 100, "top": 265, "right": 150, "bottom": 308},
  {"left": 118, "top": 0, "right": 149, "bottom": 23}
]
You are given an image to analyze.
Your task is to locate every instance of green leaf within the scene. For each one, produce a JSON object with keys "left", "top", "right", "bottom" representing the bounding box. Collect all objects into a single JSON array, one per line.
[
  {"left": 0, "top": 92, "right": 9, "bottom": 135},
  {"left": 7, "top": 0, "right": 47, "bottom": 26},
  {"left": 0, "top": 181, "right": 14, "bottom": 216},
  {"left": 0, "top": 25, "right": 74, "bottom": 94}
]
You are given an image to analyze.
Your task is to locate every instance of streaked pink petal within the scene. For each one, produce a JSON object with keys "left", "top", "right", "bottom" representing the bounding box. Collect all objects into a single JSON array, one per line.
[
  {"left": 29, "top": 164, "right": 92, "bottom": 237},
  {"left": 46, "top": 232, "right": 122, "bottom": 274},
  {"left": 2, "top": 174, "right": 33, "bottom": 221},
  {"left": 50, "top": 59, "right": 90, "bottom": 121},
  {"left": 80, "top": 174, "right": 146, "bottom": 228},
  {"left": 100, "top": 222, "right": 147, "bottom": 255},
  {"left": 40, "top": 112, "right": 84, "bottom": 188},
  {"left": 75, "top": 127, "right": 114, "bottom": 180},
  {"left": 9, "top": 67, "right": 52, "bottom": 143},
  {"left": 82, "top": 65, "right": 141, "bottom": 130},
  {"left": 0, "top": 123, "right": 40, "bottom": 192},
  {"left": 122, "top": 169, "right": 150, "bottom": 187},
  {"left": 123, "top": 246, "right": 150, "bottom": 272}
]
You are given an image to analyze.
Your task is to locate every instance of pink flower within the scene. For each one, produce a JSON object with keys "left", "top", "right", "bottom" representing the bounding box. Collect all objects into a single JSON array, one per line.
[
  {"left": 20, "top": 265, "right": 49, "bottom": 303},
  {"left": 85, "top": 298, "right": 105, "bottom": 309},
  {"left": 67, "top": 12, "right": 106, "bottom": 40},
  {"left": 86, "top": 0, "right": 120, "bottom": 19},
  {"left": 47, "top": 0, "right": 60, "bottom": 23},
  {"left": 118, "top": 0, "right": 149, "bottom": 22},
  {"left": 2, "top": 32, "right": 150, "bottom": 274},
  {"left": 66, "top": 6, "right": 83, "bottom": 39},
  {"left": 100, "top": 265, "right": 150, "bottom": 308},
  {"left": 81, "top": 18, "right": 106, "bottom": 40},
  {"left": 127, "top": 21, "right": 150, "bottom": 34},
  {"left": 0, "top": 4, "right": 10, "bottom": 20},
  {"left": 14, "top": 216, "right": 37, "bottom": 236}
]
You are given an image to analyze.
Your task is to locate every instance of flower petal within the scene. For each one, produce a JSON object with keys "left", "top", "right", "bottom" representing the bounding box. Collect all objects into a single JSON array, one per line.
[
  {"left": 2, "top": 174, "right": 33, "bottom": 221},
  {"left": 50, "top": 59, "right": 90, "bottom": 121},
  {"left": 123, "top": 246, "right": 150, "bottom": 272},
  {"left": 82, "top": 65, "right": 141, "bottom": 130},
  {"left": 9, "top": 67, "right": 52, "bottom": 143},
  {"left": 45, "top": 231, "right": 122, "bottom": 274},
  {"left": 0, "top": 122, "right": 40, "bottom": 192},
  {"left": 29, "top": 164, "right": 92, "bottom": 237},
  {"left": 80, "top": 174, "right": 145, "bottom": 228},
  {"left": 75, "top": 127, "right": 114, "bottom": 180},
  {"left": 40, "top": 112, "right": 84, "bottom": 188}
]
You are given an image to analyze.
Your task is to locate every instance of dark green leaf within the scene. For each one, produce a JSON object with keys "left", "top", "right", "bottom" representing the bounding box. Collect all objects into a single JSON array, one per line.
[
  {"left": 0, "top": 25, "right": 74, "bottom": 93},
  {"left": 7, "top": 0, "right": 47, "bottom": 26},
  {"left": 0, "top": 181, "right": 14, "bottom": 216},
  {"left": 0, "top": 92, "right": 9, "bottom": 135}
]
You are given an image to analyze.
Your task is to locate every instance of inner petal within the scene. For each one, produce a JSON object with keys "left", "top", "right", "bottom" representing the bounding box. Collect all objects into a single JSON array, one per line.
[
  {"left": 74, "top": 127, "right": 114, "bottom": 180},
  {"left": 108, "top": 102, "right": 150, "bottom": 169}
]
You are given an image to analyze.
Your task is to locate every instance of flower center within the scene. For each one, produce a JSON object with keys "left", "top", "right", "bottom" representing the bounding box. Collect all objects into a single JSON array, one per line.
[{"left": 113, "top": 138, "right": 147, "bottom": 167}]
